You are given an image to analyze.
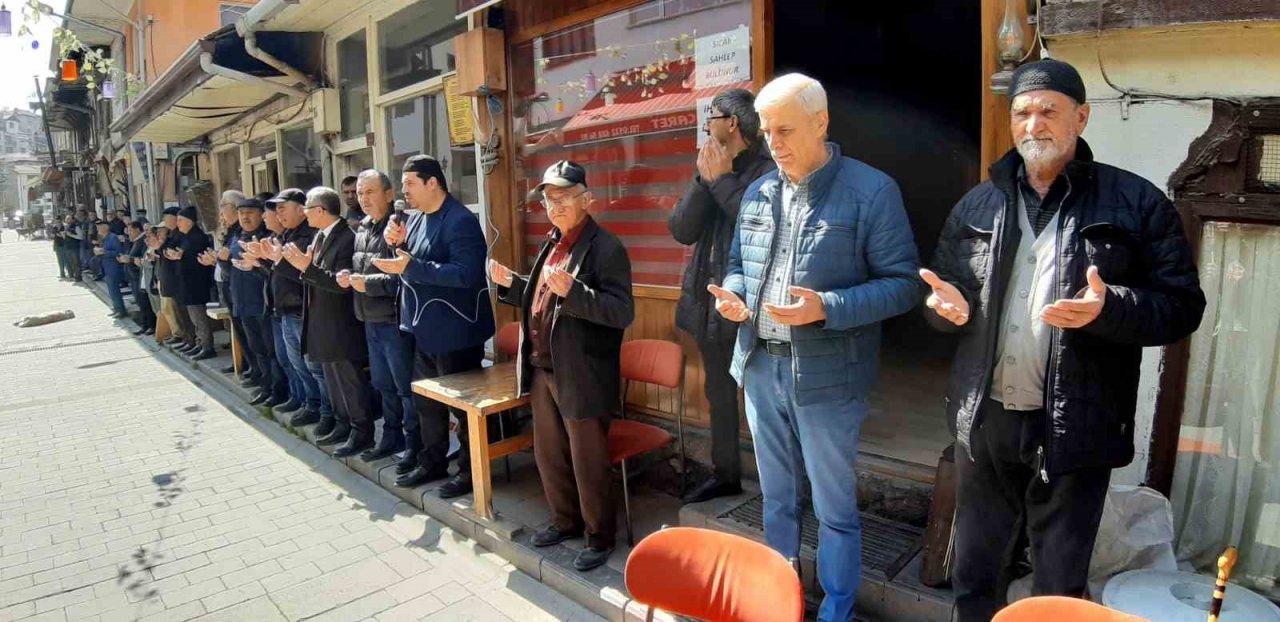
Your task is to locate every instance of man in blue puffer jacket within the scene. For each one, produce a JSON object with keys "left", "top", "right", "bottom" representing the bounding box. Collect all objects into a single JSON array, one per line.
[{"left": 710, "top": 73, "right": 921, "bottom": 622}]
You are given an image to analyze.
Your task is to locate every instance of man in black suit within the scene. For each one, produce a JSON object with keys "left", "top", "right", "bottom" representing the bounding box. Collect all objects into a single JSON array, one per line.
[
  {"left": 283, "top": 187, "right": 374, "bottom": 456},
  {"left": 488, "top": 160, "right": 636, "bottom": 572}
]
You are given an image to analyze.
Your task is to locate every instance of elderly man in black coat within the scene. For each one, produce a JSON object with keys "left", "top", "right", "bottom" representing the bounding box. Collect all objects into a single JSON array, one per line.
[
  {"left": 282, "top": 186, "right": 374, "bottom": 456},
  {"left": 489, "top": 160, "right": 635, "bottom": 572},
  {"left": 169, "top": 206, "right": 216, "bottom": 360}
]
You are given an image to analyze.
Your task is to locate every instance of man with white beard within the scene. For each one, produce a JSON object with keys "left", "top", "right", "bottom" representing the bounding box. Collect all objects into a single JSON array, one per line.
[{"left": 920, "top": 59, "right": 1204, "bottom": 620}]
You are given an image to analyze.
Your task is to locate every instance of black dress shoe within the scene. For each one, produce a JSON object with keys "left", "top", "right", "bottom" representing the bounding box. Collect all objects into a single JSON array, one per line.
[
  {"left": 240, "top": 377, "right": 260, "bottom": 388},
  {"left": 144, "top": 328, "right": 155, "bottom": 335},
  {"left": 394, "top": 466, "right": 449, "bottom": 488},
  {"left": 175, "top": 343, "right": 198, "bottom": 354},
  {"left": 220, "top": 365, "right": 236, "bottom": 374},
  {"left": 274, "top": 400, "right": 302, "bottom": 414},
  {"left": 530, "top": 525, "right": 584, "bottom": 548},
  {"left": 248, "top": 391, "right": 270, "bottom": 406},
  {"left": 191, "top": 348, "right": 216, "bottom": 361},
  {"left": 681, "top": 477, "right": 743, "bottom": 505},
  {"left": 317, "top": 423, "right": 351, "bottom": 446},
  {"left": 313, "top": 417, "right": 336, "bottom": 438},
  {"left": 264, "top": 394, "right": 289, "bottom": 408},
  {"left": 359, "top": 441, "right": 404, "bottom": 463},
  {"left": 289, "top": 408, "right": 320, "bottom": 427},
  {"left": 333, "top": 435, "right": 373, "bottom": 458},
  {"left": 437, "top": 474, "right": 473, "bottom": 500},
  {"left": 164, "top": 337, "right": 183, "bottom": 346},
  {"left": 394, "top": 455, "right": 418, "bottom": 475},
  {"left": 573, "top": 546, "right": 614, "bottom": 572},
  {"left": 132, "top": 327, "right": 148, "bottom": 336}
]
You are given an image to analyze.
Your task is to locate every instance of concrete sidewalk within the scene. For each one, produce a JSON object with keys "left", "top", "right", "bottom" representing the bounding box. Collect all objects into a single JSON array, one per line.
[{"left": 0, "top": 239, "right": 601, "bottom": 622}]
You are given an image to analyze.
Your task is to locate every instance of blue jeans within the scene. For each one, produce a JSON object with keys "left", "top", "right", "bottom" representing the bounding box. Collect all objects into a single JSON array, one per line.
[
  {"left": 280, "top": 315, "right": 331, "bottom": 416},
  {"left": 743, "top": 351, "right": 868, "bottom": 622},
  {"left": 273, "top": 317, "right": 305, "bottom": 405},
  {"left": 365, "top": 322, "right": 417, "bottom": 447},
  {"left": 104, "top": 268, "right": 127, "bottom": 314}
]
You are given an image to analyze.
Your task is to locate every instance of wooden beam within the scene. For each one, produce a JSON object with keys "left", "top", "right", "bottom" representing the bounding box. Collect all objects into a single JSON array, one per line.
[
  {"left": 751, "top": 0, "right": 774, "bottom": 90},
  {"left": 1042, "top": 0, "right": 1280, "bottom": 38},
  {"left": 508, "top": 0, "right": 652, "bottom": 45}
]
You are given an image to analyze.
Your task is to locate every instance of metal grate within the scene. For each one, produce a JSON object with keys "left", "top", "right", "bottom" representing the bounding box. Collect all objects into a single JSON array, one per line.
[
  {"left": 0, "top": 334, "right": 132, "bottom": 358},
  {"left": 717, "top": 494, "right": 924, "bottom": 576},
  {"left": 1248, "top": 135, "right": 1280, "bottom": 192}
]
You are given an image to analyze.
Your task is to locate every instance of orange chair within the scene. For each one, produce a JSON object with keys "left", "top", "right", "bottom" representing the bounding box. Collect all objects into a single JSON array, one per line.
[
  {"left": 612, "top": 339, "right": 686, "bottom": 546},
  {"left": 495, "top": 321, "right": 521, "bottom": 359},
  {"left": 993, "top": 597, "right": 1147, "bottom": 621},
  {"left": 625, "top": 527, "right": 804, "bottom": 622}
]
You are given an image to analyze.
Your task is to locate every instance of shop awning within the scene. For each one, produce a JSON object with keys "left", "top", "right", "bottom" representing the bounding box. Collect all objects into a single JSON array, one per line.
[{"left": 110, "top": 26, "right": 322, "bottom": 145}]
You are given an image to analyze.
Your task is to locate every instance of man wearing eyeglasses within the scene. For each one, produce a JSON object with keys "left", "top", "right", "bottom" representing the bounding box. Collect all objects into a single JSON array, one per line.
[
  {"left": 670, "top": 88, "right": 775, "bottom": 505},
  {"left": 488, "top": 160, "right": 635, "bottom": 572}
]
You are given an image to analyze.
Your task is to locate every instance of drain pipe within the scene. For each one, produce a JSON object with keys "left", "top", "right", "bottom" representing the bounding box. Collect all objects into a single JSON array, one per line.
[
  {"left": 200, "top": 52, "right": 309, "bottom": 99},
  {"left": 236, "top": 0, "right": 316, "bottom": 91}
]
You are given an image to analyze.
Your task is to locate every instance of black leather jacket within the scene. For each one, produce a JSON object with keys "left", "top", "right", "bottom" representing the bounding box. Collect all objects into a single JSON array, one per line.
[
  {"left": 351, "top": 214, "right": 401, "bottom": 325},
  {"left": 926, "top": 139, "right": 1205, "bottom": 476}
]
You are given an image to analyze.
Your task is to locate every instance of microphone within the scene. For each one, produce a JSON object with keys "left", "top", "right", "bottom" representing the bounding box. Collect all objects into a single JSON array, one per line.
[{"left": 393, "top": 199, "right": 407, "bottom": 225}]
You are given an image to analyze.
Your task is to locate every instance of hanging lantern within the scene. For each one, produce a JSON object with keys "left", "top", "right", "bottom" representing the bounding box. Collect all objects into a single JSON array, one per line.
[
  {"left": 60, "top": 59, "right": 78, "bottom": 82},
  {"left": 584, "top": 71, "right": 597, "bottom": 94},
  {"left": 555, "top": 97, "right": 564, "bottom": 113},
  {"left": 0, "top": 4, "right": 12, "bottom": 37},
  {"left": 102, "top": 80, "right": 116, "bottom": 99}
]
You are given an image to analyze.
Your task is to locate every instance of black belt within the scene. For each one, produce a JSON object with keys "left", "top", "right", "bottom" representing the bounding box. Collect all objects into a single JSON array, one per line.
[{"left": 758, "top": 339, "right": 792, "bottom": 356}]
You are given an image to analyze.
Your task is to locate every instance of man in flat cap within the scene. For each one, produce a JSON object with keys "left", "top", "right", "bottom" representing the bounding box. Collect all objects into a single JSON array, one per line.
[
  {"left": 488, "top": 160, "right": 634, "bottom": 572},
  {"left": 921, "top": 58, "right": 1205, "bottom": 620}
]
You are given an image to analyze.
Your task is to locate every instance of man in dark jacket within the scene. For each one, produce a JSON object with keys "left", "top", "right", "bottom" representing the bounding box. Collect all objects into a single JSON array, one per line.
[
  {"left": 216, "top": 190, "right": 257, "bottom": 383},
  {"left": 490, "top": 160, "right": 635, "bottom": 572},
  {"left": 669, "top": 88, "right": 775, "bottom": 504},
  {"left": 96, "top": 219, "right": 130, "bottom": 318},
  {"left": 125, "top": 221, "right": 157, "bottom": 335},
  {"left": 376, "top": 155, "right": 495, "bottom": 495},
  {"left": 920, "top": 60, "right": 1205, "bottom": 621},
  {"left": 263, "top": 190, "right": 332, "bottom": 429},
  {"left": 156, "top": 207, "right": 187, "bottom": 347},
  {"left": 230, "top": 198, "right": 290, "bottom": 408},
  {"left": 341, "top": 175, "right": 366, "bottom": 231},
  {"left": 338, "top": 169, "right": 414, "bottom": 463},
  {"left": 285, "top": 187, "right": 374, "bottom": 455},
  {"left": 171, "top": 206, "right": 216, "bottom": 360}
]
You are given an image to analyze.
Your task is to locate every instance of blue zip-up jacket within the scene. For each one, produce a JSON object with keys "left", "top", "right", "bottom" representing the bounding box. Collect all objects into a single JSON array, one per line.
[
  {"left": 723, "top": 143, "right": 921, "bottom": 405},
  {"left": 228, "top": 226, "right": 271, "bottom": 319}
]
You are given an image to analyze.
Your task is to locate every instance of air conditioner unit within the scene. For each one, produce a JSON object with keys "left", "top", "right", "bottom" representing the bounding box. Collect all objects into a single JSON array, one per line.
[{"left": 311, "top": 88, "right": 341, "bottom": 136}]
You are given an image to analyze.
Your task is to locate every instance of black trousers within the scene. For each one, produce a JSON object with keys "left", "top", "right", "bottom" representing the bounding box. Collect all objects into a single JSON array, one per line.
[
  {"left": 952, "top": 399, "right": 1111, "bottom": 622},
  {"left": 218, "top": 280, "right": 256, "bottom": 377},
  {"left": 131, "top": 276, "right": 157, "bottom": 331},
  {"left": 320, "top": 360, "right": 375, "bottom": 437},
  {"left": 240, "top": 314, "right": 289, "bottom": 401},
  {"left": 697, "top": 335, "right": 741, "bottom": 484},
  {"left": 414, "top": 346, "right": 485, "bottom": 474}
]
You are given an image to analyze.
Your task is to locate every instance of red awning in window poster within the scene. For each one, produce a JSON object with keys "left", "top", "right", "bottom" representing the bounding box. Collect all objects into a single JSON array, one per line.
[{"left": 559, "top": 58, "right": 749, "bottom": 146}]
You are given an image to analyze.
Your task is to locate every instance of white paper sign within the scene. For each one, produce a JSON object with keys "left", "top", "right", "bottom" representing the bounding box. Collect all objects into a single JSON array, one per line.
[
  {"left": 695, "top": 96, "right": 715, "bottom": 147},
  {"left": 695, "top": 25, "right": 751, "bottom": 89}
]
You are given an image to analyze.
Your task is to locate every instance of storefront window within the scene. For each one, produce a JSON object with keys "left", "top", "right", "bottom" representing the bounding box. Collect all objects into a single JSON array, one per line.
[
  {"left": 376, "top": 0, "right": 464, "bottom": 94},
  {"left": 280, "top": 126, "right": 323, "bottom": 190},
  {"left": 338, "top": 30, "right": 371, "bottom": 141},
  {"left": 216, "top": 147, "right": 242, "bottom": 192},
  {"left": 249, "top": 136, "right": 276, "bottom": 160},
  {"left": 339, "top": 149, "right": 375, "bottom": 180},
  {"left": 512, "top": 0, "right": 751, "bottom": 286},
  {"left": 384, "top": 94, "right": 478, "bottom": 206}
]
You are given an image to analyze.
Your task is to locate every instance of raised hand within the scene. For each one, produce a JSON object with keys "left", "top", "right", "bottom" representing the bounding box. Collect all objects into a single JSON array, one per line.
[
  {"left": 487, "top": 259, "right": 514, "bottom": 287},
  {"left": 371, "top": 248, "right": 412, "bottom": 275},
  {"left": 1041, "top": 265, "right": 1107, "bottom": 329},
  {"left": 763, "top": 286, "right": 826, "bottom": 326},
  {"left": 217, "top": 246, "right": 231, "bottom": 261},
  {"left": 384, "top": 219, "right": 407, "bottom": 246},
  {"left": 921, "top": 268, "right": 969, "bottom": 326},
  {"left": 707, "top": 284, "right": 750, "bottom": 323},
  {"left": 348, "top": 273, "right": 367, "bottom": 293},
  {"left": 336, "top": 269, "right": 352, "bottom": 289},
  {"left": 543, "top": 266, "right": 573, "bottom": 297}
]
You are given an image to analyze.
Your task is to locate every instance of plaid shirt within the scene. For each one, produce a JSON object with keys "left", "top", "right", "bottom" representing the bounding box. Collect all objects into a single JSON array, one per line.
[{"left": 757, "top": 148, "right": 831, "bottom": 342}]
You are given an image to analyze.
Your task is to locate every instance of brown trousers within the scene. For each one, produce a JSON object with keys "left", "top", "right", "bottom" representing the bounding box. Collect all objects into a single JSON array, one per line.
[{"left": 531, "top": 368, "right": 615, "bottom": 549}]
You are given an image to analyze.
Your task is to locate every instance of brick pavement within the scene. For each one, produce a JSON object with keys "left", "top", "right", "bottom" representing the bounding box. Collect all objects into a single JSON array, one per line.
[{"left": 0, "top": 240, "right": 602, "bottom": 622}]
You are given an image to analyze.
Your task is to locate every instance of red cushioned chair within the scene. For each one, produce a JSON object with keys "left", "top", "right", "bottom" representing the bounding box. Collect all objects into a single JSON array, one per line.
[
  {"left": 625, "top": 527, "right": 804, "bottom": 622},
  {"left": 612, "top": 339, "right": 686, "bottom": 546},
  {"left": 992, "top": 597, "right": 1147, "bottom": 621}
]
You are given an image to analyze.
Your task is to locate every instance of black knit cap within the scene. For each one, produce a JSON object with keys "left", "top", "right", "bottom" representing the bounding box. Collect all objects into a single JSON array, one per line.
[
  {"left": 178, "top": 205, "right": 199, "bottom": 222},
  {"left": 1010, "top": 58, "right": 1086, "bottom": 106}
]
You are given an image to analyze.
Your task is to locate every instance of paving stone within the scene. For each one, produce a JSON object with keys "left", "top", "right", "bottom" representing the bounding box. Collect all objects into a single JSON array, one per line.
[{"left": 271, "top": 557, "right": 401, "bottom": 620}]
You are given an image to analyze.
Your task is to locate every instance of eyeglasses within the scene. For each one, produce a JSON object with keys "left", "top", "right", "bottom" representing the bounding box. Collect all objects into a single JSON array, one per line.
[
  {"left": 544, "top": 190, "right": 587, "bottom": 207},
  {"left": 303, "top": 204, "right": 324, "bottom": 211},
  {"left": 705, "top": 114, "right": 732, "bottom": 122}
]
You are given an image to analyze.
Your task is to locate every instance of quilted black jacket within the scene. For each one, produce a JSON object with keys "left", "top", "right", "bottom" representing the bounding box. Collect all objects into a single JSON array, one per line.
[
  {"left": 350, "top": 215, "right": 400, "bottom": 325},
  {"left": 925, "top": 139, "right": 1205, "bottom": 476}
]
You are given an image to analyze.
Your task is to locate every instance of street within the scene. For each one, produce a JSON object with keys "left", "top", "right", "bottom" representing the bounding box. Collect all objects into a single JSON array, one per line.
[{"left": 0, "top": 237, "right": 601, "bottom": 622}]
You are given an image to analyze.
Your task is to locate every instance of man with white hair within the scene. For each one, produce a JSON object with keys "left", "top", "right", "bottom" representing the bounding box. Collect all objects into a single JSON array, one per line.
[
  {"left": 710, "top": 73, "right": 920, "bottom": 621},
  {"left": 921, "top": 59, "right": 1204, "bottom": 620}
]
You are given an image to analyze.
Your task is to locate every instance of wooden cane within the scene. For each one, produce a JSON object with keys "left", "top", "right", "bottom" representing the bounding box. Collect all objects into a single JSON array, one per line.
[{"left": 1208, "top": 546, "right": 1238, "bottom": 622}]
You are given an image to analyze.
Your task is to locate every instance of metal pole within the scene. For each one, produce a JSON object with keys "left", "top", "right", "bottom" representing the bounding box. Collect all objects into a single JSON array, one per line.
[{"left": 33, "top": 77, "right": 58, "bottom": 169}]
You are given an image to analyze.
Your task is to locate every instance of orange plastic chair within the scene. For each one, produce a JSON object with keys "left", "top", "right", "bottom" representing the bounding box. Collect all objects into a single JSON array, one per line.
[
  {"left": 625, "top": 527, "right": 804, "bottom": 622},
  {"left": 495, "top": 321, "right": 521, "bottom": 359},
  {"left": 611, "top": 339, "right": 686, "bottom": 545},
  {"left": 993, "top": 596, "right": 1148, "bottom": 621}
]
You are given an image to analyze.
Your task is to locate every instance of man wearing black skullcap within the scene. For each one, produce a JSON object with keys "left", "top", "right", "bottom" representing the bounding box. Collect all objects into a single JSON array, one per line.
[
  {"left": 920, "top": 58, "right": 1205, "bottom": 620},
  {"left": 169, "top": 205, "right": 217, "bottom": 360}
]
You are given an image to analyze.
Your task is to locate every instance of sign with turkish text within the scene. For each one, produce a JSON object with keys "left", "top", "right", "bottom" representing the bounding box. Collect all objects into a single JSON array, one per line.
[
  {"left": 443, "top": 74, "right": 476, "bottom": 147},
  {"left": 563, "top": 110, "right": 697, "bottom": 145},
  {"left": 696, "top": 97, "right": 715, "bottom": 148},
  {"left": 695, "top": 25, "right": 750, "bottom": 89}
]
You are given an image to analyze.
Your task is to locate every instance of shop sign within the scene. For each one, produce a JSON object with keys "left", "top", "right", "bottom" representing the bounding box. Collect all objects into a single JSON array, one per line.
[
  {"left": 695, "top": 25, "right": 750, "bottom": 89},
  {"left": 443, "top": 74, "right": 476, "bottom": 147},
  {"left": 563, "top": 110, "right": 697, "bottom": 145}
]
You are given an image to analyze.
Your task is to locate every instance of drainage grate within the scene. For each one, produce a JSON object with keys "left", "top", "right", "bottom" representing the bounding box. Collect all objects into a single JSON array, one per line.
[
  {"left": 0, "top": 334, "right": 133, "bottom": 358},
  {"left": 718, "top": 494, "right": 923, "bottom": 576}
]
